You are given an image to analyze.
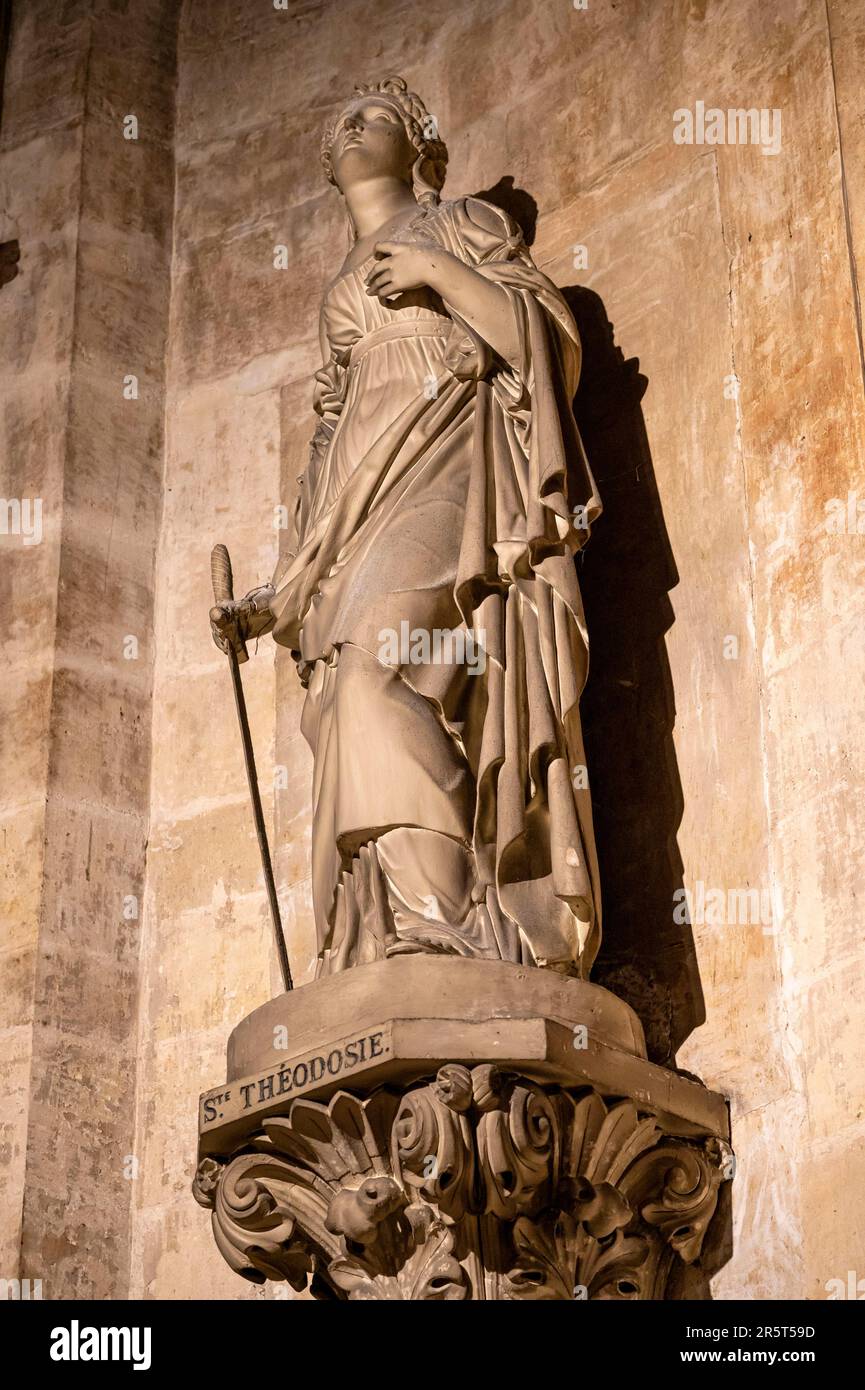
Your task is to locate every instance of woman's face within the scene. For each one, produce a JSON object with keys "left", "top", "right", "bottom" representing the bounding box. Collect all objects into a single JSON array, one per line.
[{"left": 329, "top": 97, "right": 417, "bottom": 191}]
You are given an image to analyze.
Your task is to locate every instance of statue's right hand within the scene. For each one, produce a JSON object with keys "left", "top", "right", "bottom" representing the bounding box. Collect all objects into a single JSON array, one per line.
[
  {"left": 210, "top": 586, "right": 275, "bottom": 657},
  {"left": 210, "top": 599, "right": 249, "bottom": 657}
]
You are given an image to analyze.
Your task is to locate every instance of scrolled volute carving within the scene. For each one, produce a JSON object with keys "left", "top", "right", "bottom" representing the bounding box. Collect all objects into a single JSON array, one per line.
[{"left": 193, "top": 1065, "right": 732, "bottom": 1300}]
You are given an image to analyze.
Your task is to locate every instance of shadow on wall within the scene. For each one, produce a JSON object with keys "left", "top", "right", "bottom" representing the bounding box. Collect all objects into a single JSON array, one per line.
[{"left": 477, "top": 178, "right": 706, "bottom": 1068}]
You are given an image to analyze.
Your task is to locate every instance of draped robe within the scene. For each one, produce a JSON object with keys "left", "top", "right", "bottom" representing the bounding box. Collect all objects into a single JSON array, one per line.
[{"left": 269, "top": 196, "right": 602, "bottom": 977}]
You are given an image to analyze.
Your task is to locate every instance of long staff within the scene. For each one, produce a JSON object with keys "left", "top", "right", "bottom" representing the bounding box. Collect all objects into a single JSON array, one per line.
[{"left": 210, "top": 542, "right": 293, "bottom": 991}]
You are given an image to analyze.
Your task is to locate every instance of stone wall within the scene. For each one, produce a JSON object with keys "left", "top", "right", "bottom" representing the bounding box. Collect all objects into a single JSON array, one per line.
[
  {"left": 2, "top": 0, "right": 863, "bottom": 1300},
  {"left": 1, "top": 0, "right": 176, "bottom": 1298}
]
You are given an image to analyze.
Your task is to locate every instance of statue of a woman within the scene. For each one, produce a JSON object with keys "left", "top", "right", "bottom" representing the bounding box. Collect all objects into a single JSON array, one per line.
[{"left": 212, "top": 76, "right": 602, "bottom": 980}]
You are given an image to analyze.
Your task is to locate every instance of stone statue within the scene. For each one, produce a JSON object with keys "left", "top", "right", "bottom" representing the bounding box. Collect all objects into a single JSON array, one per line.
[
  {"left": 198, "top": 76, "right": 732, "bottom": 1302},
  {"left": 212, "top": 75, "right": 602, "bottom": 980}
]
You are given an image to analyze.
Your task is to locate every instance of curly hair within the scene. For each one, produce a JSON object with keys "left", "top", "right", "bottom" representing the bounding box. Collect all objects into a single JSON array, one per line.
[{"left": 320, "top": 75, "right": 448, "bottom": 206}]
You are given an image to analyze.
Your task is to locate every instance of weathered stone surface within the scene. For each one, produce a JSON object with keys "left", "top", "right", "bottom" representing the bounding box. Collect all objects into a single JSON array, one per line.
[
  {"left": 228, "top": 957, "right": 647, "bottom": 1076},
  {"left": 3, "top": 0, "right": 863, "bottom": 1303},
  {"left": 138, "top": 0, "right": 865, "bottom": 1301},
  {"left": 1, "top": 0, "right": 178, "bottom": 1299}
]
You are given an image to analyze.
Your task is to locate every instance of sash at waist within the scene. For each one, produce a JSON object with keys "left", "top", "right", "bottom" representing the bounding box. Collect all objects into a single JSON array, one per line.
[{"left": 344, "top": 319, "right": 451, "bottom": 368}]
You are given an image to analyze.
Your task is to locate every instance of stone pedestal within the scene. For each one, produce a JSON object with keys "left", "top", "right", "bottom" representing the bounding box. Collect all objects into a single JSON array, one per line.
[{"left": 194, "top": 959, "right": 732, "bottom": 1300}]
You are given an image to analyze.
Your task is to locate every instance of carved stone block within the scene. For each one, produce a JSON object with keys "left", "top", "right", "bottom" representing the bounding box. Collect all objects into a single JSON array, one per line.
[{"left": 194, "top": 960, "right": 732, "bottom": 1300}]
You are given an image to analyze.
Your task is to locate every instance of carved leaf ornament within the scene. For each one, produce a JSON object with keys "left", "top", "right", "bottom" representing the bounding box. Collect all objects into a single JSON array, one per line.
[{"left": 194, "top": 1065, "right": 729, "bottom": 1300}]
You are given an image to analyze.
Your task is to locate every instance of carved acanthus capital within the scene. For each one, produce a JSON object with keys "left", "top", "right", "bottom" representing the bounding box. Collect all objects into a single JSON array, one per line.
[{"left": 194, "top": 1064, "right": 731, "bottom": 1300}]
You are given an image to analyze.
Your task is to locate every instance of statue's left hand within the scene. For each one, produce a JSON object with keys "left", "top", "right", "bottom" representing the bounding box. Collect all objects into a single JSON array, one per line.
[{"left": 365, "top": 240, "right": 455, "bottom": 300}]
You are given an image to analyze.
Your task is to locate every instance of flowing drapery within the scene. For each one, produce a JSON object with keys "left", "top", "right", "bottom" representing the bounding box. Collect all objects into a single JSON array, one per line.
[{"left": 269, "top": 197, "right": 602, "bottom": 975}]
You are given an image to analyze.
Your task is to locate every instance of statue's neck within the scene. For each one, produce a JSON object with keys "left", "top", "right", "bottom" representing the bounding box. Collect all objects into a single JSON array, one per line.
[{"left": 343, "top": 177, "right": 419, "bottom": 241}]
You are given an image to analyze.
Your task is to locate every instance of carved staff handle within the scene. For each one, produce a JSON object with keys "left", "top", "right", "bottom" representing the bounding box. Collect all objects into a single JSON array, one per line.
[{"left": 210, "top": 541, "right": 248, "bottom": 664}]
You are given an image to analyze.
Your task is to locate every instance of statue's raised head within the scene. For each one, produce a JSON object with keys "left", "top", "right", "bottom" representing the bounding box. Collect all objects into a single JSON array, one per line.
[{"left": 321, "top": 75, "right": 448, "bottom": 207}]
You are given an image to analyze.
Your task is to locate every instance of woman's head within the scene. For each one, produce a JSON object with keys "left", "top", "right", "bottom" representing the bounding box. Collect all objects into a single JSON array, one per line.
[{"left": 321, "top": 76, "right": 448, "bottom": 205}]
